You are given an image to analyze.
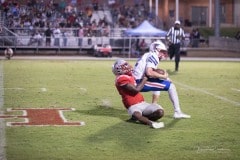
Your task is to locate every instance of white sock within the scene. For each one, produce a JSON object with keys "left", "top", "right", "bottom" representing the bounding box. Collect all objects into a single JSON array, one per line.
[
  {"left": 168, "top": 83, "right": 181, "bottom": 113},
  {"left": 152, "top": 91, "right": 160, "bottom": 104}
]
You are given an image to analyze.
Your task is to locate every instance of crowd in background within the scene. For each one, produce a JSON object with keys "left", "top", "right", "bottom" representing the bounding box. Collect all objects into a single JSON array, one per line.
[
  {"left": 0, "top": 0, "right": 154, "bottom": 37},
  {"left": 1, "top": 0, "right": 205, "bottom": 48}
]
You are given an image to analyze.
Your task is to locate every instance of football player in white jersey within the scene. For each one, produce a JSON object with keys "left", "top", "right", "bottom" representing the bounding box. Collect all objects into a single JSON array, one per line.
[{"left": 133, "top": 40, "right": 190, "bottom": 119}]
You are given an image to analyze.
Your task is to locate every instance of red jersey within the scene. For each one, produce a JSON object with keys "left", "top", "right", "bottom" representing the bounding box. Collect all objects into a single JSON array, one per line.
[{"left": 115, "top": 75, "right": 144, "bottom": 109}]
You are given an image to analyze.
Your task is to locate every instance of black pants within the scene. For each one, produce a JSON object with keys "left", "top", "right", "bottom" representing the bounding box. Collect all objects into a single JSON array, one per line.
[{"left": 168, "top": 43, "right": 181, "bottom": 71}]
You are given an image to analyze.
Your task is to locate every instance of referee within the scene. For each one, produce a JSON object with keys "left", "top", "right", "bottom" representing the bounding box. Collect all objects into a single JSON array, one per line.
[{"left": 166, "top": 20, "right": 185, "bottom": 72}]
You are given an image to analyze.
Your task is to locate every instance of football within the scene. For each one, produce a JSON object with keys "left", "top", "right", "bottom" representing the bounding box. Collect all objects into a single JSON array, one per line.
[{"left": 154, "top": 68, "right": 165, "bottom": 75}]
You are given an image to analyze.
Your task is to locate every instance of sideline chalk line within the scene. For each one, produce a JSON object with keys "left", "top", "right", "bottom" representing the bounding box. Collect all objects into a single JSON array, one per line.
[
  {"left": 0, "top": 61, "right": 6, "bottom": 160},
  {"left": 175, "top": 81, "right": 240, "bottom": 106}
]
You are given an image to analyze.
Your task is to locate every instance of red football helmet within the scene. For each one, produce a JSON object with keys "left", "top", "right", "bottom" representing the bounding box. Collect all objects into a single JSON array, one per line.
[{"left": 112, "top": 59, "right": 133, "bottom": 76}]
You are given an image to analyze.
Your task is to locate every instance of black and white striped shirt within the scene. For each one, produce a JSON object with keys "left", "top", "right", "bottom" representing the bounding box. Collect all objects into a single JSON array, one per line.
[{"left": 167, "top": 27, "right": 185, "bottom": 44}]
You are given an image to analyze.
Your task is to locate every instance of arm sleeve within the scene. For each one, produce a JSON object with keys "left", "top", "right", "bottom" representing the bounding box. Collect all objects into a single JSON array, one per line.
[
  {"left": 166, "top": 27, "right": 172, "bottom": 37},
  {"left": 146, "top": 54, "right": 159, "bottom": 69},
  {"left": 181, "top": 28, "right": 185, "bottom": 38}
]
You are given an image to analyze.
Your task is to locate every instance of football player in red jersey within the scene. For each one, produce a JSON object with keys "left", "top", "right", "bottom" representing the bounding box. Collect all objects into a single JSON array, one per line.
[{"left": 112, "top": 59, "right": 164, "bottom": 129}]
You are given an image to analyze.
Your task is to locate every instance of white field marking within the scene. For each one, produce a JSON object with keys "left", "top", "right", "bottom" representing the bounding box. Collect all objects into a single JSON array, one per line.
[
  {"left": 196, "top": 146, "right": 231, "bottom": 153},
  {"left": 40, "top": 88, "right": 47, "bottom": 92},
  {"left": 6, "top": 118, "right": 29, "bottom": 127},
  {"left": 4, "top": 87, "right": 25, "bottom": 90},
  {"left": 231, "top": 88, "right": 240, "bottom": 92},
  {"left": 0, "top": 61, "right": 6, "bottom": 160},
  {"left": 7, "top": 108, "right": 27, "bottom": 116},
  {"left": 2, "top": 108, "right": 28, "bottom": 127},
  {"left": 59, "top": 108, "right": 72, "bottom": 123},
  {"left": 175, "top": 81, "right": 240, "bottom": 106},
  {"left": 58, "top": 108, "right": 85, "bottom": 126}
]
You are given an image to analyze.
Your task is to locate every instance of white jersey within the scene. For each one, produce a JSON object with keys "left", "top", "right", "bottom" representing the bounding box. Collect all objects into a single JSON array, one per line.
[
  {"left": 53, "top": 28, "right": 61, "bottom": 38},
  {"left": 133, "top": 51, "right": 159, "bottom": 80}
]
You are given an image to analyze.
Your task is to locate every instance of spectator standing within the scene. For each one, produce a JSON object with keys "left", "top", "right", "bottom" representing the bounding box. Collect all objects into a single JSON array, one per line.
[
  {"left": 28, "top": 32, "right": 43, "bottom": 46},
  {"left": 35, "top": 32, "right": 43, "bottom": 46},
  {"left": 45, "top": 26, "right": 52, "bottom": 46},
  {"left": 78, "top": 25, "right": 84, "bottom": 47},
  {"left": 53, "top": 26, "right": 61, "bottom": 46},
  {"left": 62, "top": 30, "right": 68, "bottom": 47},
  {"left": 131, "top": 41, "right": 140, "bottom": 58},
  {"left": 191, "top": 28, "right": 200, "bottom": 48},
  {"left": 166, "top": 20, "right": 185, "bottom": 72}
]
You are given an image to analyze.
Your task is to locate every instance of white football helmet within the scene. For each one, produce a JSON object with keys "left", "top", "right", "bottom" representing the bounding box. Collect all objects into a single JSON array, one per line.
[
  {"left": 112, "top": 59, "right": 133, "bottom": 75},
  {"left": 149, "top": 40, "right": 168, "bottom": 60},
  {"left": 149, "top": 40, "right": 167, "bottom": 53}
]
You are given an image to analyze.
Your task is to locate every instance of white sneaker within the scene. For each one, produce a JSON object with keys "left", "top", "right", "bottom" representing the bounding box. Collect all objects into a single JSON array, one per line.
[
  {"left": 173, "top": 112, "right": 191, "bottom": 119},
  {"left": 151, "top": 122, "right": 164, "bottom": 129}
]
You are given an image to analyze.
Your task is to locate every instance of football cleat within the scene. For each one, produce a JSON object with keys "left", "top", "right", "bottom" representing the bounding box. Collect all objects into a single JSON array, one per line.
[
  {"left": 173, "top": 112, "right": 191, "bottom": 119},
  {"left": 151, "top": 122, "right": 164, "bottom": 129}
]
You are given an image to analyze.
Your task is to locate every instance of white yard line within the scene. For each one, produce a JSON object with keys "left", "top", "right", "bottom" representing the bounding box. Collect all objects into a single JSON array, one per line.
[
  {"left": 231, "top": 88, "right": 240, "bottom": 92},
  {"left": 0, "top": 61, "right": 6, "bottom": 160},
  {"left": 175, "top": 81, "right": 240, "bottom": 106},
  {"left": 4, "top": 87, "right": 24, "bottom": 90}
]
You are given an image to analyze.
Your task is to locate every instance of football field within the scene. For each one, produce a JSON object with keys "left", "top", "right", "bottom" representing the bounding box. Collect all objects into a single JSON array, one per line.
[{"left": 0, "top": 57, "right": 240, "bottom": 160}]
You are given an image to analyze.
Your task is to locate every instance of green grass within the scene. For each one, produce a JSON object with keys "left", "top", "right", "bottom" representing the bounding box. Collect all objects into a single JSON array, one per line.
[{"left": 1, "top": 59, "right": 240, "bottom": 160}]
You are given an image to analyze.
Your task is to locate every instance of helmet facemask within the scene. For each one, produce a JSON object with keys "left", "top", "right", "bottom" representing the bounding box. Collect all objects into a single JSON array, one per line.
[
  {"left": 156, "top": 48, "right": 168, "bottom": 60},
  {"left": 149, "top": 40, "right": 168, "bottom": 60},
  {"left": 112, "top": 60, "right": 133, "bottom": 76}
]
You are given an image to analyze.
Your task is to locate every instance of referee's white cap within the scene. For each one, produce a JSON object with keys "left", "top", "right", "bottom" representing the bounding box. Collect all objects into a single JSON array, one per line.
[{"left": 175, "top": 20, "right": 181, "bottom": 25}]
